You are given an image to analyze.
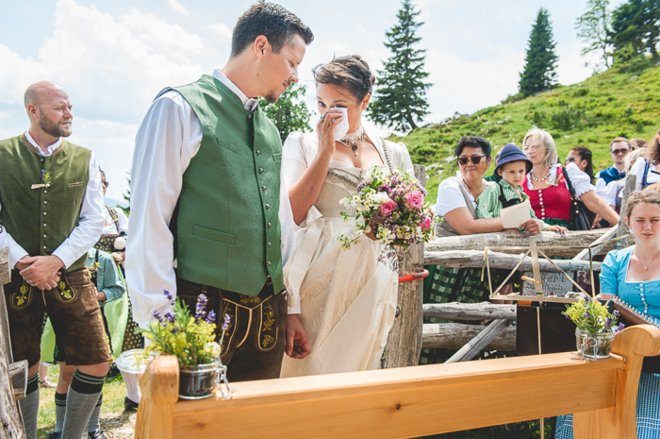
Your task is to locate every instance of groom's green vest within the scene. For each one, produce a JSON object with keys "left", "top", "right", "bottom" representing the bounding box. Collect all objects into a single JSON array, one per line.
[
  {"left": 170, "top": 75, "right": 284, "bottom": 296},
  {"left": 0, "top": 136, "right": 91, "bottom": 271}
]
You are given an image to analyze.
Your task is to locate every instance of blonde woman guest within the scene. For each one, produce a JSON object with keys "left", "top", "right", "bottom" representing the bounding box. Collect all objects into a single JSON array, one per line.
[
  {"left": 555, "top": 190, "right": 660, "bottom": 439},
  {"left": 522, "top": 128, "right": 619, "bottom": 229},
  {"left": 280, "top": 55, "right": 413, "bottom": 376}
]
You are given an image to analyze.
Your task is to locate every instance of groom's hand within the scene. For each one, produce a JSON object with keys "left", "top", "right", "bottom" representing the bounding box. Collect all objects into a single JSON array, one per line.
[{"left": 285, "top": 314, "right": 311, "bottom": 359}]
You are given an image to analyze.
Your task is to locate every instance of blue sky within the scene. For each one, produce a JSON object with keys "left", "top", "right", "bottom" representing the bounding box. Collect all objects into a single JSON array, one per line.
[{"left": 0, "top": 0, "right": 620, "bottom": 201}]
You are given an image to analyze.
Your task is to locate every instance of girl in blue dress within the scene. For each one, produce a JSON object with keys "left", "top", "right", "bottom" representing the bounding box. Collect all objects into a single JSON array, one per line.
[{"left": 555, "top": 189, "right": 660, "bottom": 439}]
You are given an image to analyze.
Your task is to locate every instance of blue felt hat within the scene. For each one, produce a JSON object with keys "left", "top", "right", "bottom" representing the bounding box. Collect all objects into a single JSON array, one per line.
[{"left": 495, "top": 143, "right": 533, "bottom": 173}]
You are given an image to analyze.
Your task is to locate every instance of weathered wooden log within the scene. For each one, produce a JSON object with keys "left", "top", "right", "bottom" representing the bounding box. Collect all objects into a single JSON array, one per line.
[
  {"left": 0, "top": 247, "right": 9, "bottom": 286},
  {"left": 445, "top": 319, "right": 511, "bottom": 363},
  {"left": 425, "top": 249, "right": 602, "bottom": 272},
  {"left": 382, "top": 165, "right": 425, "bottom": 368},
  {"left": 617, "top": 174, "right": 636, "bottom": 239},
  {"left": 572, "top": 226, "right": 619, "bottom": 263},
  {"left": 422, "top": 323, "right": 516, "bottom": 351},
  {"left": 0, "top": 248, "right": 25, "bottom": 438},
  {"left": 423, "top": 302, "right": 515, "bottom": 321},
  {"left": 426, "top": 229, "right": 608, "bottom": 258},
  {"left": 9, "top": 361, "right": 27, "bottom": 400}
]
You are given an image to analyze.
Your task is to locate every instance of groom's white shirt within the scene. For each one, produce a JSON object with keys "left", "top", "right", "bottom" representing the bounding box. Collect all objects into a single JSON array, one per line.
[{"left": 127, "top": 69, "right": 296, "bottom": 328}]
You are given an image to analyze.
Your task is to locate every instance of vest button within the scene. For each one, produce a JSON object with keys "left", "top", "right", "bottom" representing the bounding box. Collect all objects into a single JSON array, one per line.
[
  {"left": 42, "top": 234, "right": 47, "bottom": 238},
  {"left": 42, "top": 245, "right": 47, "bottom": 250},
  {"left": 43, "top": 201, "right": 48, "bottom": 205},
  {"left": 261, "top": 185, "right": 267, "bottom": 191},
  {"left": 265, "top": 203, "right": 271, "bottom": 209},
  {"left": 267, "top": 260, "right": 271, "bottom": 266},
  {"left": 256, "top": 150, "right": 261, "bottom": 155},
  {"left": 267, "top": 222, "right": 272, "bottom": 228},
  {"left": 43, "top": 212, "right": 47, "bottom": 216},
  {"left": 267, "top": 241, "right": 272, "bottom": 246},
  {"left": 43, "top": 223, "right": 47, "bottom": 227},
  {"left": 258, "top": 167, "right": 264, "bottom": 174}
]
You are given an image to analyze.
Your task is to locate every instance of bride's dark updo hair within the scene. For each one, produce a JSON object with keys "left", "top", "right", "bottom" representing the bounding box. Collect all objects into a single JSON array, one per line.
[{"left": 313, "top": 55, "right": 376, "bottom": 101}]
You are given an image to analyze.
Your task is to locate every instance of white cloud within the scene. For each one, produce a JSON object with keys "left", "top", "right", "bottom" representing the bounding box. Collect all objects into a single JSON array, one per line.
[
  {"left": 167, "top": 0, "right": 189, "bottom": 16},
  {"left": 0, "top": 0, "right": 224, "bottom": 198},
  {"left": 208, "top": 23, "right": 232, "bottom": 42}
]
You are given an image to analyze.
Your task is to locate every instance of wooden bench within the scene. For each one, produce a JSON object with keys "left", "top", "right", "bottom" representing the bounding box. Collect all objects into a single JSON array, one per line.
[{"left": 136, "top": 325, "right": 659, "bottom": 439}]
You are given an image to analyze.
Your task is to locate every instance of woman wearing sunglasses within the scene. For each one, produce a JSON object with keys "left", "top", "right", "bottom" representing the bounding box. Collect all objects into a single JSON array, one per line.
[
  {"left": 523, "top": 128, "right": 619, "bottom": 229},
  {"left": 423, "top": 138, "right": 541, "bottom": 362},
  {"left": 435, "top": 136, "right": 540, "bottom": 237}
]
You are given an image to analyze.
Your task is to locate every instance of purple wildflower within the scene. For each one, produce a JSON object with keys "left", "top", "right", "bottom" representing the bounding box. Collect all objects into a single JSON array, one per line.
[
  {"left": 164, "top": 311, "right": 175, "bottom": 323},
  {"left": 615, "top": 322, "right": 625, "bottom": 333},
  {"left": 164, "top": 290, "right": 175, "bottom": 306},
  {"left": 153, "top": 310, "right": 163, "bottom": 322},
  {"left": 195, "top": 293, "right": 208, "bottom": 319},
  {"left": 205, "top": 310, "right": 216, "bottom": 323},
  {"left": 222, "top": 313, "right": 231, "bottom": 332}
]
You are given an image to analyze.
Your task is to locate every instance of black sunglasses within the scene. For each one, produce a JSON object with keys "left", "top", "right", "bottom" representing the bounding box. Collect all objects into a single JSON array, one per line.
[
  {"left": 611, "top": 148, "right": 629, "bottom": 155},
  {"left": 457, "top": 155, "right": 486, "bottom": 166},
  {"left": 565, "top": 157, "right": 575, "bottom": 163}
]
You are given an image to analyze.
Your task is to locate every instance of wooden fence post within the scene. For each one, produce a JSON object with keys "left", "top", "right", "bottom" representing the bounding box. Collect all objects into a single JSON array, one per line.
[
  {"left": 0, "top": 247, "right": 25, "bottom": 438},
  {"left": 382, "top": 165, "right": 425, "bottom": 368}
]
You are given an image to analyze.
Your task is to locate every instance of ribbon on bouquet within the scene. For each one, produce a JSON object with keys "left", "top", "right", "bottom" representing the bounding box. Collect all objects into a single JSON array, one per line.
[{"left": 398, "top": 269, "right": 429, "bottom": 284}]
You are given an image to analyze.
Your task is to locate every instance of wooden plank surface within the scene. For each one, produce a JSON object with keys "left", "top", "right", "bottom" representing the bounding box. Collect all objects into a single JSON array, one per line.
[
  {"left": 425, "top": 249, "right": 602, "bottom": 272},
  {"left": 423, "top": 302, "right": 515, "bottom": 321},
  {"left": 171, "top": 353, "right": 623, "bottom": 439},
  {"left": 422, "top": 322, "right": 516, "bottom": 351},
  {"left": 426, "top": 229, "right": 609, "bottom": 258}
]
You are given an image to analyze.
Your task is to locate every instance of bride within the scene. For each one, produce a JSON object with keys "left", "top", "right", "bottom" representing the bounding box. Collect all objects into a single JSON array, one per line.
[{"left": 280, "top": 55, "right": 414, "bottom": 377}]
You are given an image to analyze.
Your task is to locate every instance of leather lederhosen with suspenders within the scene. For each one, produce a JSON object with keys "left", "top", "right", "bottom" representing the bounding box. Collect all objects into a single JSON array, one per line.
[{"left": 498, "top": 182, "right": 523, "bottom": 209}]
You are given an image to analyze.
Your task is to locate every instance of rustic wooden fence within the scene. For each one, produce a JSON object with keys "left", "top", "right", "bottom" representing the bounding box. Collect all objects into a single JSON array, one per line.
[
  {"left": 0, "top": 247, "right": 26, "bottom": 438},
  {"left": 136, "top": 325, "right": 659, "bottom": 439}
]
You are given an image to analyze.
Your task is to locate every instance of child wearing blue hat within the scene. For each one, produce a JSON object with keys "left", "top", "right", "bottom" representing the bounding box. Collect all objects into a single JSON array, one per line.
[{"left": 477, "top": 143, "right": 566, "bottom": 233}]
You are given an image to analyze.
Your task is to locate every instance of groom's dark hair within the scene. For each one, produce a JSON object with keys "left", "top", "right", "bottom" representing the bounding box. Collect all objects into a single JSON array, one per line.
[{"left": 231, "top": 2, "right": 314, "bottom": 57}]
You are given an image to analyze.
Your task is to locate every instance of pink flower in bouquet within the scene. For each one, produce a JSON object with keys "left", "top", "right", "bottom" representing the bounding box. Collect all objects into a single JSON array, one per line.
[
  {"left": 380, "top": 199, "right": 398, "bottom": 216},
  {"left": 420, "top": 216, "right": 432, "bottom": 231},
  {"left": 404, "top": 190, "right": 424, "bottom": 210}
]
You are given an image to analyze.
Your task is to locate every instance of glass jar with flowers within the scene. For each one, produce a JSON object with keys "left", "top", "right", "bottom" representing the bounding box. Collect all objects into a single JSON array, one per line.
[
  {"left": 141, "top": 291, "right": 231, "bottom": 399},
  {"left": 563, "top": 297, "right": 625, "bottom": 360}
]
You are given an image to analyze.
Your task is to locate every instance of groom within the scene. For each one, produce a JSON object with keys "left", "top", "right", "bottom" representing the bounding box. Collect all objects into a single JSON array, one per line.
[{"left": 127, "top": 2, "right": 313, "bottom": 381}]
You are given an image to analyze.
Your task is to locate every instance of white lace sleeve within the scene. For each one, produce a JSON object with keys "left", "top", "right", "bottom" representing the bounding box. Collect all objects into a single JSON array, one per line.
[
  {"left": 565, "top": 162, "right": 595, "bottom": 198},
  {"left": 386, "top": 141, "right": 414, "bottom": 173}
]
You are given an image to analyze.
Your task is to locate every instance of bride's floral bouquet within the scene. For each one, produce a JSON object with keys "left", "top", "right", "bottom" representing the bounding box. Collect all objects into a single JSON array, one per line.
[{"left": 338, "top": 167, "right": 435, "bottom": 255}]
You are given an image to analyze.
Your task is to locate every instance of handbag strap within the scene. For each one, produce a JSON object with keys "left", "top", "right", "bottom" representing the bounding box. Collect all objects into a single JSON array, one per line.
[{"left": 561, "top": 166, "right": 578, "bottom": 200}]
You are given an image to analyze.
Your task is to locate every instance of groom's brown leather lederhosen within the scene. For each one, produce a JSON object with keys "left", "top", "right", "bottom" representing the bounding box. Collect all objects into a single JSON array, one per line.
[{"left": 176, "top": 278, "right": 287, "bottom": 381}]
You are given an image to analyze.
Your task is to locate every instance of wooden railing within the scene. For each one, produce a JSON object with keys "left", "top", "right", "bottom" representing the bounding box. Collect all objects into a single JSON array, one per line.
[{"left": 136, "top": 325, "right": 659, "bottom": 439}]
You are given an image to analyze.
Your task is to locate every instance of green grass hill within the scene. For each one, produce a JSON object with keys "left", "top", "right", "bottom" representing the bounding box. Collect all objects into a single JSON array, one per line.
[{"left": 394, "top": 65, "right": 659, "bottom": 201}]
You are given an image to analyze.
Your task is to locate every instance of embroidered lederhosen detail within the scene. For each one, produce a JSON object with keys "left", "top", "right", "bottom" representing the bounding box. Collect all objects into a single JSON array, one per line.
[
  {"left": 218, "top": 300, "right": 238, "bottom": 358},
  {"left": 220, "top": 294, "right": 280, "bottom": 352},
  {"left": 53, "top": 275, "right": 78, "bottom": 304},
  {"left": 9, "top": 281, "right": 33, "bottom": 310},
  {"left": 257, "top": 296, "right": 278, "bottom": 351}
]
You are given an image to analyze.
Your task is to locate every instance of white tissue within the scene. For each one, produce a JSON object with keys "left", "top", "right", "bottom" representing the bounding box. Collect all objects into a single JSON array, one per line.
[{"left": 332, "top": 107, "right": 349, "bottom": 140}]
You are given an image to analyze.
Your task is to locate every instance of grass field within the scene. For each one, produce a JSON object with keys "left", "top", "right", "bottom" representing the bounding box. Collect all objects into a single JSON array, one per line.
[{"left": 394, "top": 65, "right": 660, "bottom": 201}]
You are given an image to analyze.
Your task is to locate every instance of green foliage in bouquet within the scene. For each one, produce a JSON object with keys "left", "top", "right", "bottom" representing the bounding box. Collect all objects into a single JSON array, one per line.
[
  {"left": 141, "top": 291, "right": 228, "bottom": 366},
  {"left": 563, "top": 297, "right": 623, "bottom": 336}
]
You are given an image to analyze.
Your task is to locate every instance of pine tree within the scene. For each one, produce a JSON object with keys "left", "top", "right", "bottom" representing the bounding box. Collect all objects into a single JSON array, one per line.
[
  {"left": 368, "top": 0, "right": 431, "bottom": 132},
  {"left": 260, "top": 83, "right": 312, "bottom": 141},
  {"left": 610, "top": 0, "right": 659, "bottom": 62},
  {"left": 518, "top": 8, "right": 559, "bottom": 96},
  {"left": 575, "top": 0, "right": 613, "bottom": 70}
]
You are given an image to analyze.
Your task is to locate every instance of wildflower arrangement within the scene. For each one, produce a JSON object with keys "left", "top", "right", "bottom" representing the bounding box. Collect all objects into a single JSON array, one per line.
[
  {"left": 563, "top": 297, "right": 624, "bottom": 336},
  {"left": 338, "top": 167, "right": 435, "bottom": 254},
  {"left": 142, "top": 290, "right": 230, "bottom": 367}
]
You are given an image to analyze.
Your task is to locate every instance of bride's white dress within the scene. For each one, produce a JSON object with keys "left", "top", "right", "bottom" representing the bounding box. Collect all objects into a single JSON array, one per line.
[{"left": 280, "top": 128, "right": 413, "bottom": 377}]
